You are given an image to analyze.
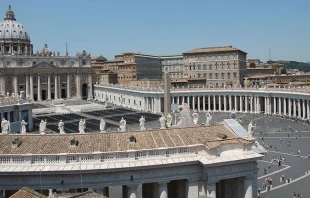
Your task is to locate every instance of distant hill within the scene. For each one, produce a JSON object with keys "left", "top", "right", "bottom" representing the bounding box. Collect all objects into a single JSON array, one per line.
[{"left": 267, "top": 61, "right": 310, "bottom": 72}]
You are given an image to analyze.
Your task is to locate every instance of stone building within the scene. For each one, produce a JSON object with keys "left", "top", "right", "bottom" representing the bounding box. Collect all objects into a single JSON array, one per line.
[
  {"left": 0, "top": 121, "right": 261, "bottom": 198},
  {"left": 183, "top": 46, "right": 247, "bottom": 88},
  {"left": 0, "top": 5, "right": 93, "bottom": 101},
  {"left": 0, "top": 95, "right": 33, "bottom": 132},
  {"left": 160, "top": 55, "right": 184, "bottom": 79},
  {"left": 102, "top": 52, "right": 162, "bottom": 85}
]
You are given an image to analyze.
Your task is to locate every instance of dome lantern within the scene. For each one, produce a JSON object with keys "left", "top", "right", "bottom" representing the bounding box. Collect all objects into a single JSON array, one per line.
[{"left": 4, "top": 5, "right": 16, "bottom": 21}]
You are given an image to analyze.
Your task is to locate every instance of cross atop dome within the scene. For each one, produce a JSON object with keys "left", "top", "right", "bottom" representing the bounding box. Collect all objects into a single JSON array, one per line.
[{"left": 4, "top": 4, "right": 16, "bottom": 21}]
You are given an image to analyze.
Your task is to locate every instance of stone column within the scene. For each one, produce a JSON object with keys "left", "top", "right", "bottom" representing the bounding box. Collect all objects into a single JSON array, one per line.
[
  {"left": 218, "top": 95, "right": 221, "bottom": 111},
  {"left": 158, "top": 182, "right": 168, "bottom": 198},
  {"left": 177, "top": 96, "right": 180, "bottom": 105},
  {"left": 25, "top": 75, "right": 29, "bottom": 98},
  {"left": 298, "top": 99, "right": 302, "bottom": 118},
  {"left": 203, "top": 96, "right": 206, "bottom": 111},
  {"left": 58, "top": 74, "right": 61, "bottom": 98},
  {"left": 279, "top": 97, "right": 282, "bottom": 114},
  {"left": 88, "top": 74, "right": 93, "bottom": 100},
  {"left": 76, "top": 74, "right": 81, "bottom": 99},
  {"left": 187, "top": 96, "right": 190, "bottom": 106},
  {"left": 208, "top": 96, "right": 211, "bottom": 111},
  {"left": 283, "top": 98, "right": 287, "bottom": 116},
  {"left": 127, "top": 185, "right": 138, "bottom": 198},
  {"left": 54, "top": 74, "right": 58, "bottom": 99},
  {"left": 274, "top": 97, "right": 277, "bottom": 114},
  {"left": 245, "top": 96, "right": 248, "bottom": 112},
  {"left": 224, "top": 95, "right": 227, "bottom": 111},
  {"left": 250, "top": 96, "right": 253, "bottom": 112},
  {"left": 293, "top": 99, "right": 296, "bottom": 117},
  {"left": 192, "top": 96, "right": 195, "bottom": 110},
  {"left": 264, "top": 97, "right": 267, "bottom": 113},
  {"left": 0, "top": 76, "right": 5, "bottom": 94},
  {"left": 28, "top": 109, "right": 33, "bottom": 131},
  {"left": 66, "top": 74, "right": 71, "bottom": 99},
  {"left": 257, "top": 96, "right": 260, "bottom": 113},
  {"left": 187, "top": 179, "right": 199, "bottom": 198},
  {"left": 13, "top": 75, "right": 18, "bottom": 97},
  {"left": 289, "top": 99, "right": 292, "bottom": 117},
  {"left": 207, "top": 182, "right": 216, "bottom": 198},
  {"left": 244, "top": 176, "right": 253, "bottom": 198},
  {"left": 240, "top": 95, "right": 243, "bottom": 112},
  {"left": 37, "top": 75, "right": 41, "bottom": 101},
  {"left": 213, "top": 95, "right": 216, "bottom": 111},
  {"left": 234, "top": 95, "right": 237, "bottom": 111},
  {"left": 303, "top": 99, "right": 306, "bottom": 118},
  {"left": 47, "top": 75, "right": 51, "bottom": 100},
  {"left": 307, "top": 100, "right": 310, "bottom": 119},
  {"left": 229, "top": 95, "right": 232, "bottom": 111},
  {"left": 29, "top": 75, "right": 33, "bottom": 100},
  {"left": 182, "top": 96, "right": 185, "bottom": 105}
]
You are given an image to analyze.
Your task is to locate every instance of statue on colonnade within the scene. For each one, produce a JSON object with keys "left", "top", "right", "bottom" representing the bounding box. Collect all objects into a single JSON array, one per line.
[
  {"left": 20, "top": 120, "right": 27, "bottom": 135},
  {"left": 139, "top": 116, "right": 146, "bottom": 131},
  {"left": 119, "top": 117, "right": 126, "bottom": 132},
  {"left": 1, "top": 118, "right": 10, "bottom": 134},
  {"left": 39, "top": 120, "right": 47, "bottom": 134},
  {"left": 58, "top": 120, "right": 65, "bottom": 134}
]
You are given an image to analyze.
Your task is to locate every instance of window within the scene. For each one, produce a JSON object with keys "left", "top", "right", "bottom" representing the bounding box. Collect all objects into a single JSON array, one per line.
[
  {"left": 209, "top": 64, "right": 212, "bottom": 70},
  {"left": 32, "top": 61, "right": 36, "bottom": 65},
  {"left": 215, "top": 73, "right": 219, "bottom": 79},
  {"left": 50, "top": 62, "right": 53, "bottom": 65},
  {"left": 82, "top": 60, "right": 86, "bottom": 65},
  {"left": 233, "top": 72, "right": 237, "bottom": 79},
  {"left": 209, "top": 73, "right": 213, "bottom": 79},
  {"left": 221, "top": 73, "right": 224, "bottom": 79},
  {"left": 227, "top": 73, "right": 231, "bottom": 79}
]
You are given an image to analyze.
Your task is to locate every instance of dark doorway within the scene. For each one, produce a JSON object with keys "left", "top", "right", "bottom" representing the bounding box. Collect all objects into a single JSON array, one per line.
[
  {"left": 61, "top": 89, "right": 66, "bottom": 99},
  {"left": 42, "top": 90, "right": 46, "bottom": 101},
  {"left": 51, "top": 93, "right": 55, "bottom": 99},
  {"left": 34, "top": 94, "right": 37, "bottom": 101},
  {"left": 82, "top": 83, "right": 88, "bottom": 100}
]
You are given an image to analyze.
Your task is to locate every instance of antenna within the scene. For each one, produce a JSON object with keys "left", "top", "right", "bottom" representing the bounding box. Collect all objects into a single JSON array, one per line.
[{"left": 269, "top": 47, "right": 271, "bottom": 61}]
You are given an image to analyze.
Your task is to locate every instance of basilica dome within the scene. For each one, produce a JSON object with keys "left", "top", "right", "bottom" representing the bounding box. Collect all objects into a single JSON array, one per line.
[{"left": 0, "top": 5, "right": 33, "bottom": 55}]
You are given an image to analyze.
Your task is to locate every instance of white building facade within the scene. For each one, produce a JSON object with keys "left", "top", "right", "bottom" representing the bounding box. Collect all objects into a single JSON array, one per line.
[{"left": 0, "top": 5, "right": 93, "bottom": 101}]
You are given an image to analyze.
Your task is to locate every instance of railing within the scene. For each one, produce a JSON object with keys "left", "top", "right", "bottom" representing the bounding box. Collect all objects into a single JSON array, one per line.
[
  {"left": 96, "top": 84, "right": 310, "bottom": 94},
  {"left": 0, "top": 147, "right": 195, "bottom": 165}
]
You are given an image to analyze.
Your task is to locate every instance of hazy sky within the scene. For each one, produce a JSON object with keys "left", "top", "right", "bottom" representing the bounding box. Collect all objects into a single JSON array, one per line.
[{"left": 2, "top": 0, "right": 309, "bottom": 62}]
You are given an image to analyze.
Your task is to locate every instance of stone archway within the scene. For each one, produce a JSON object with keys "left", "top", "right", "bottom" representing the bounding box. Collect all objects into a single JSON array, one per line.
[{"left": 82, "top": 83, "right": 88, "bottom": 100}]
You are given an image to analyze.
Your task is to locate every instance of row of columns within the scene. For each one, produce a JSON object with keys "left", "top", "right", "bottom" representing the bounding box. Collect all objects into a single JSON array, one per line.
[
  {"left": 0, "top": 74, "right": 93, "bottom": 101},
  {"left": 170, "top": 95, "right": 310, "bottom": 119}
]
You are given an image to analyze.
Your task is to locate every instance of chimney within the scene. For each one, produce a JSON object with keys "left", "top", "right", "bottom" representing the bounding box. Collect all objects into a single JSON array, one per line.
[{"left": 12, "top": 138, "right": 22, "bottom": 148}]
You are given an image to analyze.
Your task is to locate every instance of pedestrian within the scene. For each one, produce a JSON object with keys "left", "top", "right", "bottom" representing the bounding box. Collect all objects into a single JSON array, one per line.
[{"left": 264, "top": 168, "right": 267, "bottom": 175}]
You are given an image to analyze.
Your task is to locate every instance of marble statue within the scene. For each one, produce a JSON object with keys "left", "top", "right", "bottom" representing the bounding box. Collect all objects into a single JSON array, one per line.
[
  {"left": 57, "top": 51, "right": 60, "bottom": 56},
  {"left": 58, "top": 120, "right": 65, "bottom": 134},
  {"left": 139, "top": 116, "right": 146, "bottom": 131},
  {"left": 166, "top": 113, "right": 173, "bottom": 128},
  {"left": 248, "top": 121, "right": 256, "bottom": 139},
  {"left": 205, "top": 112, "right": 212, "bottom": 126},
  {"left": 79, "top": 119, "right": 86, "bottom": 134},
  {"left": 119, "top": 117, "right": 126, "bottom": 132},
  {"left": 6, "top": 92, "right": 10, "bottom": 97},
  {"left": 20, "top": 120, "right": 27, "bottom": 135},
  {"left": 192, "top": 110, "right": 199, "bottom": 125},
  {"left": 11, "top": 93, "right": 15, "bottom": 98},
  {"left": 159, "top": 115, "right": 167, "bottom": 129},
  {"left": 175, "top": 103, "right": 196, "bottom": 128},
  {"left": 39, "top": 120, "right": 47, "bottom": 134},
  {"left": 100, "top": 118, "right": 106, "bottom": 133},
  {"left": 1, "top": 118, "right": 9, "bottom": 134}
]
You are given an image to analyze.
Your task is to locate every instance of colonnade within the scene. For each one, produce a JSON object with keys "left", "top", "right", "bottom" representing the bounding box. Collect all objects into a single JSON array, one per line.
[
  {"left": 43, "top": 176, "right": 255, "bottom": 198},
  {"left": 0, "top": 74, "right": 93, "bottom": 101},
  {"left": 170, "top": 95, "right": 310, "bottom": 118}
]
